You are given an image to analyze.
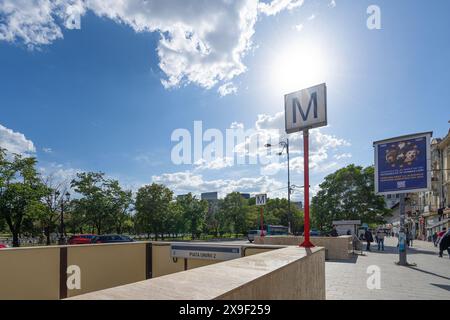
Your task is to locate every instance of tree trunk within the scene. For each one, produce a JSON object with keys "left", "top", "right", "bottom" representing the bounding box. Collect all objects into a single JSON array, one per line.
[
  {"left": 12, "top": 232, "right": 20, "bottom": 247},
  {"left": 45, "top": 227, "right": 51, "bottom": 246}
]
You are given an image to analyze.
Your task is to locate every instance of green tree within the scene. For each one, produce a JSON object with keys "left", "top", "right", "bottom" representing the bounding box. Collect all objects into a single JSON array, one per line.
[
  {"left": 164, "top": 201, "right": 185, "bottom": 238},
  {"left": 220, "top": 192, "right": 249, "bottom": 237},
  {"left": 135, "top": 183, "right": 173, "bottom": 240},
  {"left": 0, "top": 149, "right": 47, "bottom": 247},
  {"left": 71, "top": 172, "right": 112, "bottom": 234},
  {"left": 177, "top": 193, "right": 207, "bottom": 240},
  {"left": 311, "top": 164, "right": 391, "bottom": 232},
  {"left": 105, "top": 180, "right": 133, "bottom": 234},
  {"left": 31, "top": 178, "right": 71, "bottom": 245}
]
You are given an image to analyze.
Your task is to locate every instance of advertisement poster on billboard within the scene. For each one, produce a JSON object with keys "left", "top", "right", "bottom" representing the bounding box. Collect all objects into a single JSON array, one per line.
[{"left": 373, "top": 132, "right": 432, "bottom": 195}]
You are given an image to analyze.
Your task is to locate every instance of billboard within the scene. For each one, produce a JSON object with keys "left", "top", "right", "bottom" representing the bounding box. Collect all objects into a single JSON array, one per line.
[{"left": 374, "top": 132, "right": 432, "bottom": 195}]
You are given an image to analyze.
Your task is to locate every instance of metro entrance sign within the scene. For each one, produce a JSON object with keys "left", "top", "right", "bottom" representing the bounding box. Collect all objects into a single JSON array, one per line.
[
  {"left": 285, "top": 83, "right": 327, "bottom": 134},
  {"left": 256, "top": 194, "right": 267, "bottom": 237},
  {"left": 285, "top": 83, "right": 328, "bottom": 248}
]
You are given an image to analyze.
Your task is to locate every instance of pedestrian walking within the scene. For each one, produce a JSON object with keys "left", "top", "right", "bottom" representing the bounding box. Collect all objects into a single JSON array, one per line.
[
  {"left": 330, "top": 225, "right": 339, "bottom": 237},
  {"left": 438, "top": 229, "right": 450, "bottom": 258},
  {"left": 408, "top": 230, "right": 413, "bottom": 247},
  {"left": 436, "top": 228, "right": 447, "bottom": 245},
  {"left": 365, "top": 229, "right": 374, "bottom": 251},
  {"left": 376, "top": 228, "right": 385, "bottom": 251},
  {"left": 432, "top": 232, "right": 438, "bottom": 246}
]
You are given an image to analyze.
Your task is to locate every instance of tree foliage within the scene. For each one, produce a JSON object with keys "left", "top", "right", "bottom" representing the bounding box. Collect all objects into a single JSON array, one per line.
[
  {"left": 0, "top": 149, "right": 47, "bottom": 246},
  {"left": 311, "top": 164, "right": 391, "bottom": 232},
  {"left": 135, "top": 183, "right": 173, "bottom": 240}
]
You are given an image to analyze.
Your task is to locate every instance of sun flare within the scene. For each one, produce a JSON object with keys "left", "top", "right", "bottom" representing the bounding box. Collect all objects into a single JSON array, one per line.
[{"left": 270, "top": 41, "right": 329, "bottom": 95}]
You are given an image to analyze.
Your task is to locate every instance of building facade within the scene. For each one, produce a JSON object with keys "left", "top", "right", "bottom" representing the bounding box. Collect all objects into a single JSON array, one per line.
[{"left": 416, "top": 131, "right": 450, "bottom": 240}]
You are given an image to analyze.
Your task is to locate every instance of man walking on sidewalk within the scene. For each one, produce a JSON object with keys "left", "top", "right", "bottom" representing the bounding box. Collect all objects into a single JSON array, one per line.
[{"left": 376, "top": 228, "right": 385, "bottom": 251}]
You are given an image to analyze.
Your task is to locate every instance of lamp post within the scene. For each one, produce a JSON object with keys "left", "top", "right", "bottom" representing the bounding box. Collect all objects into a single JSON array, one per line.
[
  {"left": 266, "top": 139, "right": 291, "bottom": 233},
  {"left": 58, "top": 191, "right": 70, "bottom": 245}
]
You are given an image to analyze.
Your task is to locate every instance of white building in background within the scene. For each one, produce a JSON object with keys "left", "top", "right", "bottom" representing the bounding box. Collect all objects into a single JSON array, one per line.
[{"left": 417, "top": 131, "right": 450, "bottom": 240}]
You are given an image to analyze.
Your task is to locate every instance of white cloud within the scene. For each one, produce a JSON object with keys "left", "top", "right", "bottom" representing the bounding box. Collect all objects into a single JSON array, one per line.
[
  {"left": 0, "top": 0, "right": 85, "bottom": 48},
  {"left": 0, "top": 123, "right": 36, "bottom": 155},
  {"left": 152, "top": 170, "right": 284, "bottom": 198},
  {"left": 329, "top": 0, "right": 336, "bottom": 9},
  {"left": 334, "top": 153, "right": 352, "bottom": 160},
  {"left": 294, "top": 24, "right": 303, "bottom": 32},
  {"left": 218, "top": 82, "right": 238, "bottom": 96},
  {"left": 241, "top": 111, "right": 349, "bottom": 154},
  {"left": 42, "top": 147, "right": 53, "bottom": 153},
  {"left": 0, "top": 0, "right": 304, "bottom": 92},
  {"left": 38, "top": 163, "right": 81, "bottom": 184},
  {"left": 194, "top": 157, "right": 234, "bottom": 171},
  {"left": 258, "top": 0, "right": 304, "bottom": 16}
]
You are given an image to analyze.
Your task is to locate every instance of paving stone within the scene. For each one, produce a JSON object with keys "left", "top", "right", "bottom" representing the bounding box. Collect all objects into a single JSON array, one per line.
[{"left": 325, "top": 237, "right": 450, "bottom": 300}]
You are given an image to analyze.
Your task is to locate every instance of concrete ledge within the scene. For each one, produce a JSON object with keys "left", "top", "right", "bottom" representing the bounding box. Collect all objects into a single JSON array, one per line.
[
  {"left": 254, "top": 236, "right": 353, "bottom": 260},
  {"left": 68, "top": 246, "right": 325, "bottom": 300}
]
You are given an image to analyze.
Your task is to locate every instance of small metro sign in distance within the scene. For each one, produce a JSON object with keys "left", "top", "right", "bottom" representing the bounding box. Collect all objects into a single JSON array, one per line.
[
  {"left": 255, "top": 194, "right": 267, "bottom": 206},
  {"left": 285, "top": 83, "right": 327, "bottom": 134}
]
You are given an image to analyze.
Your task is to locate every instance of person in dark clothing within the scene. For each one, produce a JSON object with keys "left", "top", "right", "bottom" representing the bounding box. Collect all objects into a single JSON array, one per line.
[
  {"left": 330, "top": 225, "right": 339, "bottom": 237},
  {"left": 365, "top": 229, "right": 374, "bottom": 251},
  {"left": 432, "top": 232, "right": 438, "bottom": 247},
  {"left": 438, "top": 230, "right": 450, "bottom": 258}
]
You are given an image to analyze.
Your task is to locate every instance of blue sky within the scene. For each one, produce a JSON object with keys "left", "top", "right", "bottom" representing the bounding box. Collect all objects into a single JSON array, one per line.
[{"left": 1, "top": 0, "right": 449, "bottom": 200}]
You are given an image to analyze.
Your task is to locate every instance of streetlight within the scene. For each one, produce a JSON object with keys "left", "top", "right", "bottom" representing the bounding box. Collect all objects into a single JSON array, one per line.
[
  {"left": 58, "top": 191, "right": 70, "bottom": 245},
  {"left": 266, "top": 139, "right": 292, "bottom": 233}
]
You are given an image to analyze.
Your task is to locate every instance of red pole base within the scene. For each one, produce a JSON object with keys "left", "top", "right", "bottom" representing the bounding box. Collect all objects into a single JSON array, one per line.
[{"left": 300, "top": 240, "right": 315, "bottom": 248}]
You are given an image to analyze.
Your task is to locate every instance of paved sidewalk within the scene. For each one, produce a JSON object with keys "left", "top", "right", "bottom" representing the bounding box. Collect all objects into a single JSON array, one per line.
[{"left": 326, "top": 237, "right": 450, "bottom": 300}]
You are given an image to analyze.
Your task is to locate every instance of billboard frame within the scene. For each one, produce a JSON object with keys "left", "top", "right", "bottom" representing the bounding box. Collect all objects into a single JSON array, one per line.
[{"left": 373, "top": 132, "right": 432, "bottom": 196}]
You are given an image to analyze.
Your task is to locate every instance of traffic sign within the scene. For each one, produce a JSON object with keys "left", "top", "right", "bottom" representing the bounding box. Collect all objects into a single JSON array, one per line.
[
  {"left": 255, "top": 194, "right": 267, "bottom": 206},
  {"left": 285, "top": 83, "right": 327, "bottom": 134}
]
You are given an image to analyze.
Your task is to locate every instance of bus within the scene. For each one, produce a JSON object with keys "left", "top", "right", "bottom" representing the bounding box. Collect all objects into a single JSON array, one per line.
[
  {"left": 247, "top": 225, "right": 289, "bottom": 243},
  {"left": 267, "top": 225, "right": 289, "bottom": 236}
]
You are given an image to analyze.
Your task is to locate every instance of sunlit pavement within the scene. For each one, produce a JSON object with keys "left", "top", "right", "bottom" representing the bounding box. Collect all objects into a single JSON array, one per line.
[{"left": 326, "top": 237, "right": 450, "bottom": 300}]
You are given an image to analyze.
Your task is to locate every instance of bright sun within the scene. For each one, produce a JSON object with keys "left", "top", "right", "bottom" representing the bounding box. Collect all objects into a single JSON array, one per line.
[{"left": 270, "top": 41, "right": 328, "bottom": 95}]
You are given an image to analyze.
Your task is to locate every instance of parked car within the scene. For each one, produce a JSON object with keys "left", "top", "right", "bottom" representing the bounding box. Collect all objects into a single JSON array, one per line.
[
  {"left": 68, "top": 234, "right": 96, "bottom": 245},
  {"left": 310, "top": 230, "right": 320, "bottom": 237},
  {"left": 91, "top": 234, "right": 135, "bottom": 244},
  {"left": 0, "top": 244, "right": 8, "bottom": 249}
]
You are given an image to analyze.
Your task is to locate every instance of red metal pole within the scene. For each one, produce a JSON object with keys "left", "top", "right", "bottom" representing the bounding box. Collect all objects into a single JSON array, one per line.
[
  {"left": 301, "top": 129, "right": 314, "bottom": 248},
  {"left": 260, "top": 206, "right": 265, "bottom": 237}
]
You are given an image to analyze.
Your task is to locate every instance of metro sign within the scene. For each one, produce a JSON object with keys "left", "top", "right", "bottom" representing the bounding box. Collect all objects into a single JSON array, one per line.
[
  {"left": 255, "top": 194, "right": 267, "bottom": 206},
  {"left": 285, "top": 83, "right": 327, "bottom": 134}
]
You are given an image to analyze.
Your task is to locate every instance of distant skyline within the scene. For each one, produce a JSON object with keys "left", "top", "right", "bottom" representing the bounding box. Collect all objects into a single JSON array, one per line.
[{"left": 1, "top": 0, "right": 449, "bottom": 200}]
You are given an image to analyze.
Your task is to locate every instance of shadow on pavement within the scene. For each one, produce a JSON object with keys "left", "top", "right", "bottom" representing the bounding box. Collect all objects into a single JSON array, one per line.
[
  {"left": 406, "top": 266, "right": 450, "bottom": 281},
  {"left": 327, "top": 255, "right": 359, "bottom": 264},
  {"left": 430, "top": 284, "right": 450, "bottom": 293}
]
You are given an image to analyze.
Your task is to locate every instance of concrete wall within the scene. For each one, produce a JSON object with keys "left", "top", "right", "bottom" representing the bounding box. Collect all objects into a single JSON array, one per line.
[
  {"left": 67, "top": 242, "right": 146, "bottom": 298},
  {"left": 152, "top": 243, "right": 185, "bottom": 277},
  {"left": 68, "top": 246, "right": 326, "bottom": 300},
  {"left": 254, "top": 236, "right": 353, "bottom": 260},
  {"left": 0, "top": 241, "right": 284, "bottom": 300},
  {"left": 0, "top": 246, "right": 60, "bottom": 300}
]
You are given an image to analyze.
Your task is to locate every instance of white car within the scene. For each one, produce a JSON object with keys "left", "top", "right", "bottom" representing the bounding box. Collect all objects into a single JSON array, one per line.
[{"left": 247, "top": 230, "right": 264, "bottom": 243}]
